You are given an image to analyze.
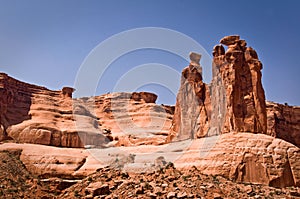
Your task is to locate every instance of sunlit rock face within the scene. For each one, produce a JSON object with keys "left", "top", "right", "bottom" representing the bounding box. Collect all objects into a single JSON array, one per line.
[
  {"left": 266, "top": 101, "right": 300, "bottom": 148},
  {"left": 167, "top": 52, "right": 211, "bottom": 142},
  {"left": 0, "top": 72, "right": 107, "bottom": 148},
  {"left": 168, "top": 35, "right": 268, "bottom": 142},
  {"left": 175, "top": 133, "right": 300, "bottom": 188},
  {"left": 1, "top": 132, "right": 300, "bottom": 188},
  {"left": 0, "top": 73, "right": 173, "bottom": 147},
  {"left": 214, "top": 35, "right": 267, "bottom": 134}
]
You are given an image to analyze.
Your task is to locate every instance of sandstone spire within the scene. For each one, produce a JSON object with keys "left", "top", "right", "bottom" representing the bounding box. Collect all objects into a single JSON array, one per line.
[
  {"left": 167, "top": 52, "right": 210, "bottom": 141},
  {"left": 213, "top": 35, "right": 267, "bottom": 133},
  {"left": 168, "top": 35, "right": 268, "bottom": 142}
]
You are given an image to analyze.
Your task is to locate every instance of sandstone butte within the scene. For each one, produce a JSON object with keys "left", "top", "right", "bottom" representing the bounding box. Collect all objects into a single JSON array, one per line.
[{"left": 0, "top": 35, "right": 300, "bottom": 188}]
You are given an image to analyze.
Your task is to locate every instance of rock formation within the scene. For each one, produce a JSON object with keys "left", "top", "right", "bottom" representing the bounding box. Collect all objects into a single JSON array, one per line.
[
  {"left": 266, "top": 101, "right": 300, "bottom": 147},
  {"left": 0, "top": 36, "right": 298, "bottom": 149},
  {"left": 167, "top": 52, "right": 210, "bottom": 141},
  {"left": 80, "top": 92, "right": 173, "bottom": 146},
  {"left": 176, "top": 133, "right": 300, "bottom": 188},
  {"left": 0, "top": 35, "right": 300, "bottom": 191},
  {"left": 1, "top": 132, "right": 299, "bottom": 188},
  {"left": 208, "top": 45, "right": 227, "bottom": 136},
  {"left": 2, "top": 147, "right": 300, "bottom": 198},
  {"left": 0, "top": 72, "right": 108, "bottom": 148},
  {"left": 61, "top": 87, "right": 75, "bottom": 98},
  {"left": 168, "top": 35, "right": 268, "bottom": 142},
  {"left": 0, "top": 73, "right": 33, "bottom": 141},
  {"left": 0, "top": 73, "right": 173, "bottom": 147},
  {"left": 213, "top": 35, "right": 267, "bottom": 133},
  {"left": 130, "top": 92, "right": 157, "bottom": 103}
]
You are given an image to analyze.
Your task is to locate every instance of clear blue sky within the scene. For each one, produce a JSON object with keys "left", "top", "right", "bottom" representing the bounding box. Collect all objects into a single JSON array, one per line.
[{"left": 0, "top": 0, "right": 299, "bottom": 105}]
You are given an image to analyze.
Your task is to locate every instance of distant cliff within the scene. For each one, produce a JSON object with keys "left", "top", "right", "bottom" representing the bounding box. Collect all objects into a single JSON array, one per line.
[{"left": 267, "top": 101, "right": 300, "bottom": 147}]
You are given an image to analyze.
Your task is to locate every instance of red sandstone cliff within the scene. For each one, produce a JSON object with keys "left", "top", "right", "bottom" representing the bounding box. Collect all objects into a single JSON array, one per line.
[
  {"left": 0, "top": 72, "right": 107, "bottom": 147},
  {"left": 267, "top": 101, "right": 300, "bottom": 147},
  {"left": 0, "top": 73, "right": 173, "bottom": 147}
]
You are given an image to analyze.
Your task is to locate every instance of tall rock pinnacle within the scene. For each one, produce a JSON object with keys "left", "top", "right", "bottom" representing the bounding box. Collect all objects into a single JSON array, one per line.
[
  {"left": 168, "top": 35, "right": 267, "bottom": 142},
  {"left": 214, "top": 35, "right": 267, "bottom": 133},
  {"left": 167, "top": 52, "right": 210, "bottom": 141}
]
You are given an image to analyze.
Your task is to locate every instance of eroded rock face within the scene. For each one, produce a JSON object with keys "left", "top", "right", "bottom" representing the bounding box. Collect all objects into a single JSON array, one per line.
[
  {"left": 62, "top": 87, "right": 75, "bottom": 98},
  {"left": 0, "top": 73, "right": 172, "bottom": 147},
  {"left": 0, "top": 73, "right": 33, "bottom": 140},
  {"left": 1, "top": 132, "right": 299, "bottom": 188},
  {"left": 209, "top": 44, "right": 227, "bottom": 136},
  {"left": 213, "top": 35, "right": 267, "bottom": 134},
  {"left": 220, "top": 35, "right": 241, "bottom": 46},
  {"left": 130, "top": 92, "right": 157, "bottom": 103},
  {"left": 169, "top": 36, "right": 268, "bottom": 142},
  {"left": 0, "top": 73, "right": 108, "bottom": 148},
  {"left": 267, "top": 101, "right": 300, "bottom": 148},
  {"left": 83, "top": 92, "right": 173, "bottom": 146},
  {"left": 176, "top": 133, "right": 300, "bottom": 188},
  {"left": 167, "top": 52, "right": 210, "bottom": 141}
]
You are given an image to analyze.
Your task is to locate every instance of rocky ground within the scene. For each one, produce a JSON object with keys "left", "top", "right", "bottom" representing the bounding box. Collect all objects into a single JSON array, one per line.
[
  {"left": 59, "top": 165, "right": 300, "bottom": 199},
  {"left": 1, "top": 149, "right": 300, "bottom": 199},
  {"left": 0, "top": 150, "right": 53, "bottom": 198}
]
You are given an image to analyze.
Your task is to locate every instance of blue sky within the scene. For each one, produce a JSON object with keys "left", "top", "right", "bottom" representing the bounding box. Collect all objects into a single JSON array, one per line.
[{"left": 0, "top": 0, "right": 299, "bottom": 105}]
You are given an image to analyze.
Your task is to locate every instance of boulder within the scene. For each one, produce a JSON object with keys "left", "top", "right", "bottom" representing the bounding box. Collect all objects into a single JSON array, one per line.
[
  {"left": 131, "top": 92, "right": 157, "bottom": 103},
  {"left": 189, "top": 52, "right": 201, "bottom": 67},
  {"left": 220, "top": 35, "right": 240, "bottom": 46},
  {"left": 61, "top": 87, "right": 75, "bottom": 98}
]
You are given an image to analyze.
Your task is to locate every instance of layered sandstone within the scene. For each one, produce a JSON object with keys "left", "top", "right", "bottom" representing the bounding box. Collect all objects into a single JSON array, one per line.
[
  {"left": 0, "top": 73, "right": 173, "bottom": 147},
  {"left": 2, "top": 146, "right": 300, "bottom": 198},
  {"left": 1, "top": 132, "right": 299, "bottom": 188},
  {"left": 0, "top": 72, "right": 108, "bottom": 148},
  {"left": 266, "top": 101, "right": 300, "bottom": 147},
  {"left": 77, "top": 92, "right": 173, "bottom": 146},
  {"left": 176, "top": 133, "right": 300, "bottom": 188}
]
